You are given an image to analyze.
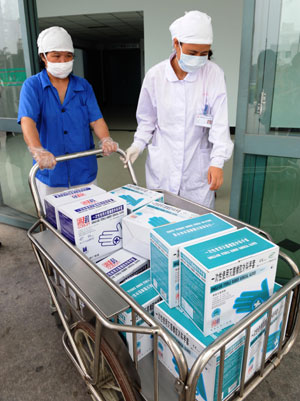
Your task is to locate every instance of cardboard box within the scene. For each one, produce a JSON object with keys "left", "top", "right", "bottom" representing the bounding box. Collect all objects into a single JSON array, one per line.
[
  {"left": 95, "top": 249, "right": 149, "bottom": 284},
  {"left": 110, "top": 184, "right": 163, "bottom": 213},
  {"left": 59, "top": 251, "right": 150, "bottom": 316},
  {"left": 155, "top": 301, "right": 245, "bottom": 401},
  {"left": 245, "top": 282, "right": 291, "bottom": 383},
  {"left": 119, "top": 270, "right": 161, "bottom": 360},
  {"left": 150, "top": 213, "right": 236, "bottom": 308},
  {"left": 53, "top": 271, "right": 85, "bottom": 311},
  {"left": 44, "top": 184, "right": 106, "bottom": 230},
  {"left": 58, "top": 193, "right": 127, "bottom": 262},
  {"left": 122, "top": 201, "right": 198, "bottom": 259},
  {"left": 180, "top": 228, "right": 279, "bottom": 335}
]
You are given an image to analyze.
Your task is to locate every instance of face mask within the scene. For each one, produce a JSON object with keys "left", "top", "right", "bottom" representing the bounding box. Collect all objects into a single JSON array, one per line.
[
  {"left": 177, "top": 44, "right": 208, "bottom": 73},
  {"left": 45, "top": 54, "right": 73, "bottom": 79}
]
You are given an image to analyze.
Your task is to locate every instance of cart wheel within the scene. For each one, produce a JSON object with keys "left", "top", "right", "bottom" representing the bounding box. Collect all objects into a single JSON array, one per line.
[{"left": 73, "top": 322, "right": 143, "bottom": 401}]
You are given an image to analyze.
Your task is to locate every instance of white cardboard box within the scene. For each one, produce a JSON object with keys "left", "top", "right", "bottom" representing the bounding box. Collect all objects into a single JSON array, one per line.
[
  {"left": 56, "top": 247, "right": 149, "bottom": 313},
  {"left": 155, "top": 301, "right": 245, "bottom": 401},
  {"left": 44, "top": 184, "right": 106, "bottom": 230},
  {"left": 245, "top": 282, "right": 291, "bottom": 383},
  {"left": 110, "top": 184, "right": 163, "bottom": 213},
  {"left": 150, "top": 213, "right": 236, "bottom": 308},
  {"left": 58, "top": 193, "right": 127, "bottom": 262},
  {"left": 119, "top": 270, "right": 161, "bottom": 361},
  {"left": 180, "top": 228, "right": 279, "bottom": 335},
  {"left": 122, "top": 201, "right": 198, "bottom": 259},
  {"left": 95, "top": 249, "right": 149, "bottom": 284}
]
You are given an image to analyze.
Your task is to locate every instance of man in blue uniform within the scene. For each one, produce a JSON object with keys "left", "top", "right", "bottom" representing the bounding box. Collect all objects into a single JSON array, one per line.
[{"left": 18, "top": 26, "right": 117, "bottom": 203}]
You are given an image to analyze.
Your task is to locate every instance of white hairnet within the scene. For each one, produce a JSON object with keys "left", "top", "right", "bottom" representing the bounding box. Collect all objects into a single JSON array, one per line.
[
  {"left": 169, "top": 11, "right": 213, "bottom": 45},
  {"left": 37, "top": 26, "right": 74, "bottom": 54}
]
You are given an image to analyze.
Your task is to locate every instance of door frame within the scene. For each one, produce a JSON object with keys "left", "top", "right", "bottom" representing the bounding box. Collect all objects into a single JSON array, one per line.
[
  {"left": 0, "top": 0, "right": 39, "bottom": 229},
  {"left": 229, "top": 0, "right": 300, "bottom": 220},
  {"left": 0, "top": 0, "right": 39, "bottom": 133}
]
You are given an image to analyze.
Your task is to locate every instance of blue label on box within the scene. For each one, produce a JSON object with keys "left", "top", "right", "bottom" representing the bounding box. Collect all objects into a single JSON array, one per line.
[
  {"left": 183, "top": 228, "right": 276, "bottom": 270},
  {"left": 156, "top": 301, "right": 229, "bottom": 346},
  {"left": 92, "top": 205, "right": 124, "bottom": 220},
  {"left": 74, "top": 198, "right": 115, "bottom": 213},
  {"left": 121, "top": 270, "right": 158, "bottom": 307},
  {"left": 53, "top": 187, "right": 91, "bottom": 198},
  {"left": 107, "top": 257, "right": 137, "bottom": 277},
  {"left": 153, "top": 213, "right": 234, "bottom": 246}
]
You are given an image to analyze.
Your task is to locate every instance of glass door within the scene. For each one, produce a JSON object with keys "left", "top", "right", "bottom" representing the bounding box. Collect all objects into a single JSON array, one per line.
[
  {"left": 230, "top": 0, "right": 300, "bottom": 283},
  {"left": 0, "top": 0, "right": 39, "bottom": 228}
]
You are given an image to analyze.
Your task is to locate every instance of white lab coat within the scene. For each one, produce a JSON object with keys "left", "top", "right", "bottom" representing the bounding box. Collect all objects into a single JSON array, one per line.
[{"left": 133, "top": 55, "right": 233, "bottom": 209}]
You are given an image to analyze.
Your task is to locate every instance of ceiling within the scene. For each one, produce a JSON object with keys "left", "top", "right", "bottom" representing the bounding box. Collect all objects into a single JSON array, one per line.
[{"left": 38, "top": 11, "right": 144, "bottom": 47}]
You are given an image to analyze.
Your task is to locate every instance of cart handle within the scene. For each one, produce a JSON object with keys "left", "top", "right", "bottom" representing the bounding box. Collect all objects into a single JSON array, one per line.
[{"left": 28, "top": 148, "right": 138, "bottom": 219}]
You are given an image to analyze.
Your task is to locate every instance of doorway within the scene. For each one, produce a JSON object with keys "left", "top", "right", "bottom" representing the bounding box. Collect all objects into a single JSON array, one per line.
[{"left": 38, "top": 11, "right": 144, "bottom": 131}]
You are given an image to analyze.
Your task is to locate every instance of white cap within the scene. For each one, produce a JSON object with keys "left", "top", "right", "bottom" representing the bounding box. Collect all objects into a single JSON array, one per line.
[
  {"left": 37, "top": 26, "right": 74, "bottom": 54},
  {"left": 169, "top": 10, "right": 213, "bottom": 45}
]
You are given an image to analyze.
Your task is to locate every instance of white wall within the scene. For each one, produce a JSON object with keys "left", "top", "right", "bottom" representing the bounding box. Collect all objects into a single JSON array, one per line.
[{"left": 36, "top": 0, "right": 243, "bottom": 125}]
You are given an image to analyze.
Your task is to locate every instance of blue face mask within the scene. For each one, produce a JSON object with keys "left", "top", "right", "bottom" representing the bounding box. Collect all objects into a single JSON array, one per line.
[{"left": 177, "top": 44, "right": 208, "bottom": 73}]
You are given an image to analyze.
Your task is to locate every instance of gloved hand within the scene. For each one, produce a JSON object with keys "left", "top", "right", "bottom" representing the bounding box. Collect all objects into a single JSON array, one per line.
[
  {"left": 233, "top": 279, "right": 270, "bottom": 314},
  {"left": 119, "top": 194, "right": 144, "bottom": 207},
  {"left": 98, "top": 223, "right": 122, "bottom": 246},
  {"left": 99, "top": 137, "right": 118, "bottom": 156},
  {"left": 28, "top": 146, "right": 56, "bottom": 170},
  {"left": 122, "top": 144, "right": 141, "bottom": 168},
  {"left": 266, "top": 326, "right": 281, "bottom": 353}
]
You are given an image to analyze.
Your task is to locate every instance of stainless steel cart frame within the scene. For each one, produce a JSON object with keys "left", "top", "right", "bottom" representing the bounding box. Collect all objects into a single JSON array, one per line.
[{"left": 27, "top": 149, "right": 300, "bottom": 401}]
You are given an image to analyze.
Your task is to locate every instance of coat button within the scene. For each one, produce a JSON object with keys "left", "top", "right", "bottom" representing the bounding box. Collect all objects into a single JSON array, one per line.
[
  {"left": 62, "top": 108, "right": 65, "bottom": 112},
  {"left": 64, "top": 130, "right": 68, "bottom": 134}
]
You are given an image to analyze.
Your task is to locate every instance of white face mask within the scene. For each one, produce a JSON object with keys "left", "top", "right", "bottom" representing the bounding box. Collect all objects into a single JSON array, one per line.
[
  {"left": 177, "top": 44, "right": 208, "bottom": 73},
  {"left": 45, "top": 54, "right": 73, "bottom": 79}
]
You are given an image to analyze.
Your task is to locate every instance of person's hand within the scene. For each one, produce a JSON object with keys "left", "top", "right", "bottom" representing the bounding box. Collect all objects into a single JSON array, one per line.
[
  {"left": 28, "top": 147, "right": 56, "bottom": 170},
  {"left": 207, "top": 166, "right": 223, "bottom": 190},
  {"left": 122, "top": 144, "right": 141, "bottom": 168},
  {"left": 99, "top": 137, "right": 118, "bottom": 156}
]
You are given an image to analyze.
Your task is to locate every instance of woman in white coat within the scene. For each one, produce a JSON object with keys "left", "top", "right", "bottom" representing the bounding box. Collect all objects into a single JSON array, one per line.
[{"left": 124, "top": 11, "right": 233, "bottom": 209}]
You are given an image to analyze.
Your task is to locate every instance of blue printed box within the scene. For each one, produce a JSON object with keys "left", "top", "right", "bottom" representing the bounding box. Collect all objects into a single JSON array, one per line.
[
  {"left": 44, "top": 184, "right": 106, "bottom": 230},
  {"left": 110, "top": 184, "right": 163, "bottom": 213},
  {"left": 150, "top": 213, "right": 236, "bottom": 308},
  {"left": 155, "top": 301, "right": 245, "bottom": 401},
  {"left": 96, "top": 249, "right": 149, "bottom": 284},
  {"left": 245, "top": 283, "right": 291, "bottom": 383},
  {"left": 58, "top": 193, "right": 127, "bottom": 262},
  {"left": 180, "top": 228, "right": 279, "bottom": 335},
  {"left": 119, "top": 270, "right": 161, "bottom": 361}
]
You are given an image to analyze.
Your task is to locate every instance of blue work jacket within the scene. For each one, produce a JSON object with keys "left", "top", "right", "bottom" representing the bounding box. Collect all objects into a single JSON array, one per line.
[{"left": 18, "top": 69, "right": 102, "bottom": 187}]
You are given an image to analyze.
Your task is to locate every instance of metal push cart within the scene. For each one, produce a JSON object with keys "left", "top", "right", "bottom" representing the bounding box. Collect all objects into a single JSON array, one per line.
[{"left": 27, "top": 148, "right": 300, "bottom": 401}]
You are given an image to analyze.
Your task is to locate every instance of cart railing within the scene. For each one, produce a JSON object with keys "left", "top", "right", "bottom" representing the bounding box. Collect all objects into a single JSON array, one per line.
[
  {"left": 185, "top": 251, "right": 300, "bottom": 401},
  {"left": 28, "top": 217, "right": 188, "bottom": 401},
  {"left": 28, "top": 148, "right": 138, "bottom": 218},
  {"left": 28, "top": 148, "right": 300, "bottom": 401},
  {"left": 27, "top": 148, "right": 188, "bottom": 401}
]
